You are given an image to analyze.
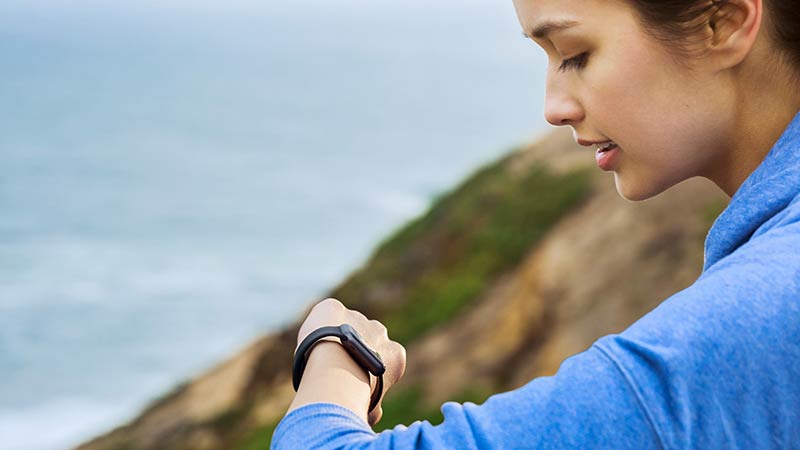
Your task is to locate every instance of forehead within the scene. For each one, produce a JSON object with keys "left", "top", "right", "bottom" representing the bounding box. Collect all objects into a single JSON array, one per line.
[
  {"left": 512, "top": 0, "right": 584, "bottom": 20},
  {"left": 512, "top": 0, "right": 633, "bottom": 38}
]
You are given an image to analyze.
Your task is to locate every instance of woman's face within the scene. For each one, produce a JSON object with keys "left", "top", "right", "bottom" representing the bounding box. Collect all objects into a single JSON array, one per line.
[{"left": 512, "top": 0, "right": 735, "bottom": 200}]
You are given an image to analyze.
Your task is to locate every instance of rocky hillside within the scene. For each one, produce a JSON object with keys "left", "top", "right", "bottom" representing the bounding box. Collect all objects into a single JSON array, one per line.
[{"left": 75, "top": 127, "right": 727, "bottom": 450}]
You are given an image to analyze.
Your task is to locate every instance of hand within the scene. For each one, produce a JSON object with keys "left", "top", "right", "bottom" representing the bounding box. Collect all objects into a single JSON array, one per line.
[{"left": 295, "top": 298, "right": 407, "bottom": 425}]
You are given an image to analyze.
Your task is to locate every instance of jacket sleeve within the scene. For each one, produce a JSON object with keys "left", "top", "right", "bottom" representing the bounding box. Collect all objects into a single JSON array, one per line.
[
  {"left": 271, "top": 343, "right": 663, "bottom": 450},
  {"left": 594, "top": 224, "right": 800, "bottom": 450}
]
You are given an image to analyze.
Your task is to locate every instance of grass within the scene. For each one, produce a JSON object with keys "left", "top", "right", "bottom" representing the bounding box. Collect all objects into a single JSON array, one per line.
[
  {"left": 703, "top": 198, "right": 729, "bottom": 229},
  {"left": 375, "top": 383, "right": 494, "bottom": 432},
  {"left": 374, "top": 384, "right": 442, "bottom": 431},
  {"left": 236, "top": 421, "right": 278, "bottom": 450},
  {"left": 381, "top": 164, "right": 592, "bottom": 344}
]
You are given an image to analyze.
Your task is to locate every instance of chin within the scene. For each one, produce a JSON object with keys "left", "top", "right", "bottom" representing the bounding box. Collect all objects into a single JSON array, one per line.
[{"left": 613, "top": 173, "right": 671, "bottom": 202}]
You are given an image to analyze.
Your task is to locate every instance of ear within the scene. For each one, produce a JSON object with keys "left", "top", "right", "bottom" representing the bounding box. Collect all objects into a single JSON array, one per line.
[{"left": 706, "top": 0, "right": 762, "bottom": 69}]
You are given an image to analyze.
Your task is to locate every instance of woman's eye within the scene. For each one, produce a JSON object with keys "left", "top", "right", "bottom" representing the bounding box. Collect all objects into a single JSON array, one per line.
[{"left": 558, "top": 52, "right": 589, "bottom": 72}]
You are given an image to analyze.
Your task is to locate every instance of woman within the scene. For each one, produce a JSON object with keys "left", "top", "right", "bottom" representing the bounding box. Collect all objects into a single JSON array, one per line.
[{"left": 272, "top": 0, "right": 800, "bottom": 448}]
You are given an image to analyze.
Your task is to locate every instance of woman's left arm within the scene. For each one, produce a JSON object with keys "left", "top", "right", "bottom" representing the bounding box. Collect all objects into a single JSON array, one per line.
[{"left": 271, "top": 299, "right": 662, "bottom": 450}]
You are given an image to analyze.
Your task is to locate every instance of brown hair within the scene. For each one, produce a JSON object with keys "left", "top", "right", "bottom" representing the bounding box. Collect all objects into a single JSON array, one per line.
[{"left": 628, "top": 0, "right": 800, "bottom": 71}]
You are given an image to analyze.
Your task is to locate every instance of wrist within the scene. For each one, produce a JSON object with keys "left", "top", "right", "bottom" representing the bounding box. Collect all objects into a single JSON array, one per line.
[
  {"left": 288, "top": 340, "right": 372, "bottom": 423},
  {"left": 307, "top": 340, "right": 371, "bottom": 385}
]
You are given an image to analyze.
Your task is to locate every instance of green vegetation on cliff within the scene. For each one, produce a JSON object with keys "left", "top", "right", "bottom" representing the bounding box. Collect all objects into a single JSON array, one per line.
[
  {"left": 334, "top": 156, "right": 592, "bottom": 344},
  {"left": 375, "top": 383, "right": 493, "bottom": 432},
  {"left": 237, "top": 422, "right": 278, "bottom": 450}
]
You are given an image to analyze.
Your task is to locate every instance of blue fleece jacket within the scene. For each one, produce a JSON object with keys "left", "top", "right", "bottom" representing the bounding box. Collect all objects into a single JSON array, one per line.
[{"left": 271, "top": 110, "right": 800, "bottom": 450}]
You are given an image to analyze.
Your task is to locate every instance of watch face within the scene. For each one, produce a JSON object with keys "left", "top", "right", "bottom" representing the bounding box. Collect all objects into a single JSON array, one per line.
[{"left": 340, "top": 324, "right": 386, "bottom": 375}]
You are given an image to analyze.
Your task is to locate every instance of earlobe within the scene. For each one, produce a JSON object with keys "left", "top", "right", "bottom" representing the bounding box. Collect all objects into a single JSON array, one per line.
[{"left": 708, "top": 0, "right": 762, "bottom": 68}]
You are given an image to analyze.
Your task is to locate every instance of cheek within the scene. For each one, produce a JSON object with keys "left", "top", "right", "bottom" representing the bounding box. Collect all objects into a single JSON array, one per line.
[
  {"left": 590, "top": 46, "right": 679, "bottom": 138},
  {"left": 588, "top": 46, "right": 711, "bottom": 167}
]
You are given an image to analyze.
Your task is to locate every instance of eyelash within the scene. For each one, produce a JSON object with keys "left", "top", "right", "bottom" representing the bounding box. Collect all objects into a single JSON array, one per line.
[{"left": 558, "top": 52, "right": 589, "bottom": 72}]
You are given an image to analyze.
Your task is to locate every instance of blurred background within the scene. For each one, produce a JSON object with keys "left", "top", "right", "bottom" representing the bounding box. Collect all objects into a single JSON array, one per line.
[{"left": 0, "top": 1, "right": 549, "bottom": 449}]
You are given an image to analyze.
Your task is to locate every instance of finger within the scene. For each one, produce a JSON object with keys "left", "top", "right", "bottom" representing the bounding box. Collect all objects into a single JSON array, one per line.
[
  {"left": 370, "top": 319, "right": 389, "bottom": 337},
  {"left": 351, "top": 309, "right": 370, "bottom": 324},
  {"left": 389, "top": 342, "right": 407, "bottom": 383},
  {"left": 297, "top": 298, "right": 346, "bottom": 345},
  {"left": 316, "top": 297, "right": 345, "bottom": 311}
]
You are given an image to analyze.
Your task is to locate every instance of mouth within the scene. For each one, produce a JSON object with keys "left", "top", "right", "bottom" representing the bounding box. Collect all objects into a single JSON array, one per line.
[
  {"left": 595, "top": 141, "right": 618, "bottom": 153},
  {"left": 595, "top": 141, "right": 620, "bottom": 171}
]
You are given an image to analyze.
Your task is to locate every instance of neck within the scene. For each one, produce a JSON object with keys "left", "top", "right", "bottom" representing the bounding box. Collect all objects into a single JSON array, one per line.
[{"left": 704, "top": 35, "right": 800, "bottom": 197}]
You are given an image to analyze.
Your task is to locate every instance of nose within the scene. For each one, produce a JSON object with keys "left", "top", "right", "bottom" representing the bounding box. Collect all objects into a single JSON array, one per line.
[{"left": 543, "top": 74, "right": 584, "bottom": 127}]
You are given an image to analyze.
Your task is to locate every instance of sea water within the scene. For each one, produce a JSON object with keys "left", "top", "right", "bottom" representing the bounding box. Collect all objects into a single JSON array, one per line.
[{"left": 0, "top": 1, "right": 548, "bottom": 449}]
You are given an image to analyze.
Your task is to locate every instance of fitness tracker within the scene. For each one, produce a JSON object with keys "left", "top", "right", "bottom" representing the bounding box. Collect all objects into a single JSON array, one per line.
[{"left": 292, "top": 323, "right": 386, "bottom": 413}]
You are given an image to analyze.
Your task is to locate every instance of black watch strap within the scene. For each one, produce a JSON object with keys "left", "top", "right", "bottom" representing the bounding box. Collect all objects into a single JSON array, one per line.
[{"left": 292, "top": 324, "right": 386, "bottom": 413}]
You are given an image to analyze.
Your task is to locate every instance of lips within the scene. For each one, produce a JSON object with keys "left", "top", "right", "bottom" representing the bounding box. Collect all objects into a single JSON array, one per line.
[
  {"left": 595, "top": 143, "right": 620, "bottom": 171},
  {"left": 575, "top": 137, "right": 621, "bottom": 170}
]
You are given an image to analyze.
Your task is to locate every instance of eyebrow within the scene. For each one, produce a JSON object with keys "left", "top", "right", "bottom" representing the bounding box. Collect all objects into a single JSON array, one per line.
[{"left": 521, "top": 19, "right": 579, "bottom": 39}]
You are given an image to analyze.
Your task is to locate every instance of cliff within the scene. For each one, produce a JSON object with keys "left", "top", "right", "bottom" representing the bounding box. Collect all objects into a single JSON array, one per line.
[{"left": 75, "top": 127, "right": 727, "bottom": 450}]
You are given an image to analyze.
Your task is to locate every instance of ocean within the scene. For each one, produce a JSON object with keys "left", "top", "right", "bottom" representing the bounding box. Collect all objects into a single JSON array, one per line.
[{"left": 0, "top": 1, "right": 548, "bottom": 449}]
